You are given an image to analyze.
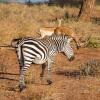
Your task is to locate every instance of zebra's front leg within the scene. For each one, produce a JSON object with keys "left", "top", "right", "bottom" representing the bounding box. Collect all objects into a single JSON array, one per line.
[
  {"left": 19, "top": 68, "right": 26, "bottom": 92},
  {"left": 47, "top": 58, "right": 53, "bottom": 85}
]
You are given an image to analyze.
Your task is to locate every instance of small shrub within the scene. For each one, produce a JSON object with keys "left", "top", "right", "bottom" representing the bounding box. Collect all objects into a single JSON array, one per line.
[
  {"left": 0, "top": 63, "right": 6, "bottom": 74},
  {"left": 26, "top": 92, "right": 42, "bottom": 100},
  {"left": 0, "top": 55, "right": 7, "bottom": 76},
  {"left": 85, "top": 37, "right": 100, "bottom": 48},
  {"left": 80, "top": 59, "right": 100, "bottom": 77},
  {"left": 25, "top": 68, "right": 35, "bottom": 84},
  {"left": 80, "top": 34, "right": 100, "bottom": 48}
]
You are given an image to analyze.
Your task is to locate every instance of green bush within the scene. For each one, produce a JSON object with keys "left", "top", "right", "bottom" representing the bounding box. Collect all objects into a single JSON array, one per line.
[{"left": 85, "top": 36, "right": 100, "bottom": 48}]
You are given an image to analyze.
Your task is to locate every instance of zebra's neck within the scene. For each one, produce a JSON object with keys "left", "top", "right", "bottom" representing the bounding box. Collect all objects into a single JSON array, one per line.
[{"left": 46, "top": 34, "right": 68, "bottom": 52}]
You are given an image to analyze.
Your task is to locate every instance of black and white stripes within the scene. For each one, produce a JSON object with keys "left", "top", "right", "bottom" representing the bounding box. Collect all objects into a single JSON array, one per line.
[{"left": 12, "top": 34, "right": 75, "bottom": 92}]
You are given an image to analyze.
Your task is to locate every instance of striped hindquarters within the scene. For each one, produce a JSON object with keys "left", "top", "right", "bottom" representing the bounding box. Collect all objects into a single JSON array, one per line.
[{"left": 17, "top": 39, "right": 48, "bottom": 70}]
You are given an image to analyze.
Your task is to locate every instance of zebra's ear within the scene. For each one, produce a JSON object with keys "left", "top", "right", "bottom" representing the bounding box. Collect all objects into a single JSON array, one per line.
[{"left": 68, "top": 38, "right": 73, "bottom": 43}]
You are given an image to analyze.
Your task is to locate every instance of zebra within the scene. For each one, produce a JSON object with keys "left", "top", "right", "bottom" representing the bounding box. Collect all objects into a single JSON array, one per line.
[{"left": 12, "top": 34, "right": 75, "bottom": 92}]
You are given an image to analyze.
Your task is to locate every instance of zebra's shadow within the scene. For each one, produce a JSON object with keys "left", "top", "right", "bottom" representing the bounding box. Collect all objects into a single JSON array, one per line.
[
  {"left": 55, "top": 69, "right": 81, "bottom": 79},
  {"left": 0, "top": 72, "right": 19, "bottom": 81}
]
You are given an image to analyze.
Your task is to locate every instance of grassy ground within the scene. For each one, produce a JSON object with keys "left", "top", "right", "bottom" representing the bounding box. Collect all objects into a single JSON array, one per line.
[{"left": 0, "top": 48, "right": 100, "bottom": 100}]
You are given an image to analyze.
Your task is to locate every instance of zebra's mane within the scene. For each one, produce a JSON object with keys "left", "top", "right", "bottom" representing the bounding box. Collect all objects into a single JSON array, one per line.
[{"left": 42, "top": 34, "right": 68, "bottom": 41}]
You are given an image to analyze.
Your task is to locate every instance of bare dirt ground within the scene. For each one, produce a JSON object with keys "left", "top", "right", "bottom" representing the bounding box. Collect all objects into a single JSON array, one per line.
[{"left": 0, "top": 48, "right": 100, "bottom": 100}]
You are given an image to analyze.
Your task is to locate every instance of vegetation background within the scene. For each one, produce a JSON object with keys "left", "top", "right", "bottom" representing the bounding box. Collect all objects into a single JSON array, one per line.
[{"left": 0, "top": 0, "right": 100, "bottom": 47}]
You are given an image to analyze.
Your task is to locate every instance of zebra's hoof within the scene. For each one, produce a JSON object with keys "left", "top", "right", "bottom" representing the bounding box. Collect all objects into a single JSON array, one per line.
[
  {"left": 19, "top": 84, "right": 26, "bottom": 92},
  {"left": 47, "top": 80, "right": 52, "bottom": 85},
  {"left": 77, "top": 45, "right": 81, "bottom": 49},
  {"left": 40, "top": 73, "right": 43, "bottom": 78}
]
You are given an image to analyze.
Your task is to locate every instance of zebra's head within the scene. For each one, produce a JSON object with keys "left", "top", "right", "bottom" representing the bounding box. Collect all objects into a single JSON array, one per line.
[{"left": 63, "top": 38, "right": 75, "bottom": 61}]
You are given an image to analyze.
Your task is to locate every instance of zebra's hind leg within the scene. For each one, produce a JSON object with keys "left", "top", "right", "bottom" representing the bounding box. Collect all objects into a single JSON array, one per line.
[
  {"left": 47, "top": 79, "right": 52, "bottom": 85},
  {"left": 40, "top": 63, "right": 46, "bottom": 78},
  {"left": 40, "top": 63, "right": 46, "bottom": 83},
  {"left": 19, "top": 69, "right": 26, "bottom": 92},
  {"left": 47, "top": 58, "right": 53, "bottom": 85}
]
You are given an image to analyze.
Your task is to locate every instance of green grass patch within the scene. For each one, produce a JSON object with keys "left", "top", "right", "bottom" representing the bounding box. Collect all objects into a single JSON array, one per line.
[{"left": 85, "top": 37, "right": 100, "bottom": 48}]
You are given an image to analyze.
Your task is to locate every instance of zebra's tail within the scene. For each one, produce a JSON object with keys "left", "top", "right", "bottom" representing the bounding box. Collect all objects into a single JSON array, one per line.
[
  {"left": 17, "top": 45, "right": 25, "bottom": 68},
  {"left": 11, "top": 38, "right": 21, "bottom": 48}
]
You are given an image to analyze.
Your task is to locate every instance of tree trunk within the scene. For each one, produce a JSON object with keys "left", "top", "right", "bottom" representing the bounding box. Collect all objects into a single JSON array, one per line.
[{"left": 78, "top": 0, "right": 96, "bottom": 22}]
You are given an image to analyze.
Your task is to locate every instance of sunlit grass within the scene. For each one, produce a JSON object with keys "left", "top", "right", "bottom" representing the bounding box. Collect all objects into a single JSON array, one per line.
[{"left": 0, "top": 3, "right": 99, "bottom": 47}]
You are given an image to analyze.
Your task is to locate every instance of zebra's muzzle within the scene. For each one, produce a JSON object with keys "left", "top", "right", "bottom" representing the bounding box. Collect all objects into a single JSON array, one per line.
[
  {"left": 77, "top": 44, "right": 81, "bottom": 49},
  {"left": 69, "top": 56, "right": 75, "bottom": 61}
]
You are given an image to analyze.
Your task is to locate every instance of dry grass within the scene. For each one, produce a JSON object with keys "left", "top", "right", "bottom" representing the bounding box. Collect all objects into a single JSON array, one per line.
[
  {"left": 23, "top": 86, "right": 55, "bottom": 100},
  {"left": 0, "top": 3, "right": 67, "bottom": 45},
  {"left": 0, "top": 3, "right": 100, "bottom": 46}
]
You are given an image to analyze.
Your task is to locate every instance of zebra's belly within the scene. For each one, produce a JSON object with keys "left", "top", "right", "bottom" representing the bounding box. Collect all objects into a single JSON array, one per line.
[{"left": 32, "top": 58, "right": 47, "bottom": 64}]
